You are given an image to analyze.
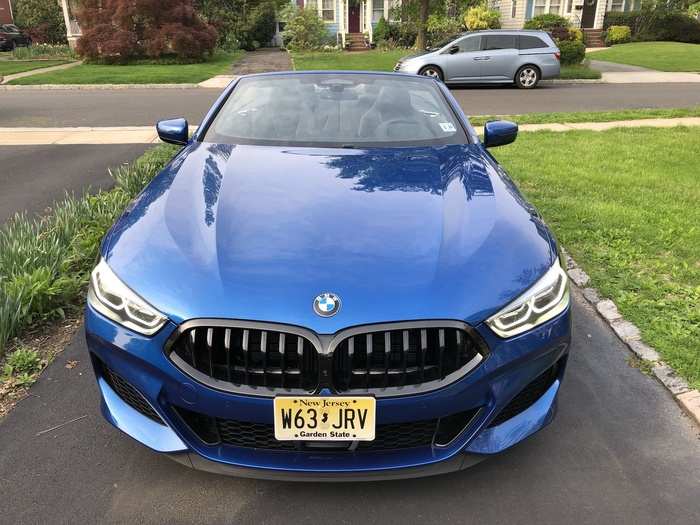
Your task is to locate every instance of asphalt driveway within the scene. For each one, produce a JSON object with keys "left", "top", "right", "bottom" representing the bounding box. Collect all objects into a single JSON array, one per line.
[{"left": 1, "top": 289, "right": 698, "bottom": 525}]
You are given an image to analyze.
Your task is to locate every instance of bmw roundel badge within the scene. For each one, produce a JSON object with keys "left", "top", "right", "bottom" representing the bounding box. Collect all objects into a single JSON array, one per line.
[{"left": 313, "top": 292, "right": 341, "bottom": 317}]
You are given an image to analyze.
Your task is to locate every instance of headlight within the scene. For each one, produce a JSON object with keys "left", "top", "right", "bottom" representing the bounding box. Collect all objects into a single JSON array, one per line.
[
  {"left": 486, "top": 258, "right": 569, "bottom": 338},
  {"left": 87, "top": 259, "right": 167, "bottom": 335}
]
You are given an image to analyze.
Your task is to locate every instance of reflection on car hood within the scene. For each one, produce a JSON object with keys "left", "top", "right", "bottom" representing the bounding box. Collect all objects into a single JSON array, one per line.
[
  {"left": 103, "top": 143, "right": 555, "bottom": 333},
  {"left": 400, "top": 50, "right": 433, "bottom": 61}
]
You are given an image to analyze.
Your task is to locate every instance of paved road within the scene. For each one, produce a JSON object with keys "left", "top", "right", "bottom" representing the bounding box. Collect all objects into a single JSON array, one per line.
[
  {"left": 1, "top": 290, "right": 698, "bottom": 525},
  {"left": 0, "top": 145, "right": 148, "bottom": 223},
  {"left": 3, "top": 83, "right": 700, "bottom": 128}
]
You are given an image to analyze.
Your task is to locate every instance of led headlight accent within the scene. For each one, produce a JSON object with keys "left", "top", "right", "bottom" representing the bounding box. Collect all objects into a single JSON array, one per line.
[
  {"left": 88, "top": 259, "right": 167, "bottom": 335},
  {"left": 486, "top": 258, "right": 570, "bottom": 338}
]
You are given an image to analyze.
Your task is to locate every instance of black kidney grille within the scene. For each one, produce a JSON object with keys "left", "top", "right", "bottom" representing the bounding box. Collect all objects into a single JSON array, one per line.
[
  {"left": 171, "top": 326, "right": 319, "bottom": 391},
  {"left": 332, "top": 327, "right": 482, "bottom": 391}
]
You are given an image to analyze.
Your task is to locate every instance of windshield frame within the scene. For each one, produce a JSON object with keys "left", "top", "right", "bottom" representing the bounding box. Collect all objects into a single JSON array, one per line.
[{"left": 197, "top": 72, "right": 472, "bottom": 149}]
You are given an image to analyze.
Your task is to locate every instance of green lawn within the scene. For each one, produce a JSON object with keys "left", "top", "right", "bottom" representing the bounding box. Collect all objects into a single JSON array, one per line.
[
  {"left": 492, "top": 127, "right": 700, "bottom": 388},
  {"left": 291, "top": 49, "right": 407, "bottom": 71},
  {"left": 591, "top": 42, "right": 700, "bottom": 72},
  {"left": 293, "top": 49, "right": 601, "bottom": 79},
  {"left": 9, "top": 51, "right": 242, "bottom": 85},
  {"left": 0, "top": 60, "right": 69, "bottom": 76},
  {"left": 468, "top": 106, "right": 700, "bottom": 126}
]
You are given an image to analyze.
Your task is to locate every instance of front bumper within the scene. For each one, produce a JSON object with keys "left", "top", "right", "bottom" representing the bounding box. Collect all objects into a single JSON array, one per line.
[{"left": 86, "top": 303, "right": 571, "bottom": 480}]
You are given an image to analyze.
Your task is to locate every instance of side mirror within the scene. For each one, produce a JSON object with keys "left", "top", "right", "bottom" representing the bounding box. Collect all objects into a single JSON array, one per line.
[
  {"left": 156, "top": 118, "right": 189, "bottom": 145},
  {"left": 448, "top": 45, "right": 459, "bottom": 55},
  {"left": 483, "top": 120, "right": 518, "bottom": 148}
]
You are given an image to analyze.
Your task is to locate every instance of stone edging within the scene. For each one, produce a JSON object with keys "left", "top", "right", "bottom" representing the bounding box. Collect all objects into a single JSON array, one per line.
[{"left": 563, "top": 250, "right": 700, "bottom": 427}]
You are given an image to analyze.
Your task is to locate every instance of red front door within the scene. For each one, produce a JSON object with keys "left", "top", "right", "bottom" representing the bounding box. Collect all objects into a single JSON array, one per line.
[{"left": 349, "top": 4, "right": 360, "bottom": 33}]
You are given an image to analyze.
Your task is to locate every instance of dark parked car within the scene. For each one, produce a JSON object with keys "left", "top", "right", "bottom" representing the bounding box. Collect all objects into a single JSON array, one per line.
[{"left": 0, "top": 25, "right": 32, "bottom": 51}]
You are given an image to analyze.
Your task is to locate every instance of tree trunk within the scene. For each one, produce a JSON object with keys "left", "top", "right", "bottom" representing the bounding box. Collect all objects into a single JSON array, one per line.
[{"left": 415, "top": 0, "right": 429, "bottom": 50}]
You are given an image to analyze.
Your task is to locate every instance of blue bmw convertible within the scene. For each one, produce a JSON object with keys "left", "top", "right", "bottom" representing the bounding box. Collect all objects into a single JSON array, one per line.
[{"left": 85, "top": 71, "right": 571, "bottom": 480}]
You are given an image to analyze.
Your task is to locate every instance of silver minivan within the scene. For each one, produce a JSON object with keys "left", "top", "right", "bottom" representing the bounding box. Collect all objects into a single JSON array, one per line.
[{"left": 394, "top": 30, "right": 560, "bottom": 89}]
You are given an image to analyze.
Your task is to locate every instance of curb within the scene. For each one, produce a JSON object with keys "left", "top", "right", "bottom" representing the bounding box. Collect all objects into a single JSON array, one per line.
[
  {"left": 0, "top": 83, "right": 201, "bottom": 90},
  {"left": 563, "top": 250, "right": 700, "bottom": 427},
  {"left": 541, "top": 79, "right": 603, "bottom": 84}
]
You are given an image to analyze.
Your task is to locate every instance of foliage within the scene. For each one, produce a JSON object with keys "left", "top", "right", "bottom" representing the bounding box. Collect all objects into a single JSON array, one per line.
[
  {"left": 237, "top": 0, "right": 279, "bottom": 50},
  {"left": 281, "top": 6, "right": 329, "bottom": 50},
  {"left": 377, "top": 20, "right": 418, "bottom": 48},
  {"left": 464, "top": 6, "right": 501, "bottom": 30},
  {"left": 374, "top": 16, "right": 390, "bottom": 42},
  {"left": 569, "top": 28, "right": 583, "bottom": 42},
  {"left": 559, "top": 62, "right": 601, "bottom": 79},
  {"left": 604, "top": 8, "right": 700, "bottom": 43},
  {"left": 2, "top": 348, "right": 41, "bottom": 378},
  {"left": 12, "top": 0, "right": 67, "bottom": 44},
  {"left": 426, "top": 14, "right": 464, "bottom": 46},
  {"left": 76, "top": 0, "right": 217, "bottom": 63},
  {"left": 558, "top": 39, "right": 585, "bottom": 65},
  {"left": 11, "top": 43, "right": 75, "bottom": 59},
  {"left": 523, "top": 13, "right": 570, "bottom": 30},
  {"left": 606, "top": 25, "right": 632, "bottom": 45},
  {"left": 0, "top": 145, "right": 178, "bottom": 356},
  {"left": 689, "top": 2, "right": 700, "bottom": 17}
]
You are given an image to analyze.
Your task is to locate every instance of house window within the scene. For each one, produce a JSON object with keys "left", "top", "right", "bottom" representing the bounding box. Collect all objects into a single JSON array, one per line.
[
  {"left": 372, "top": 0, "right": 384, "bottom": 22},
  {"left": 511, "top": 0, "right": 517, "bottom": 18},
  {"left": 548, "top": 0, "right": 561, "bottom": 13},
  {"left": 566, "top": 0, "right": 572, "bottom": 13},
  {"left": 610, "top": 0, "right": 624, "bottom": 11},
  {"left": 305, "top": 0, "right": 317, "bottom": 10},
  {"left": 321, "top": 0, "right": 334, "bottom": 21},
  {"left": 533, "top": 0, "right": 547, "bottom": 16}
]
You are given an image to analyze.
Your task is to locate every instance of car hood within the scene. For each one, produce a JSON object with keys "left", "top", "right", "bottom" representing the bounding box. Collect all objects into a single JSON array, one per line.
[
  {"left": 400, "top": 50, "right": 434, "bottom": 61},
  {"left": 103, "top": 142, "right": 556, "bottom": 333}
]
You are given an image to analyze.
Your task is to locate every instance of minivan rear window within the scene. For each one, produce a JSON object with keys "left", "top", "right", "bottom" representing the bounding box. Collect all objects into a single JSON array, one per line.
[
  {"left": 483, "top": 35, "right": 516, "bottom": 50},
  {"left": 519, "top": 36, "right": 548, "bottom": 50}
]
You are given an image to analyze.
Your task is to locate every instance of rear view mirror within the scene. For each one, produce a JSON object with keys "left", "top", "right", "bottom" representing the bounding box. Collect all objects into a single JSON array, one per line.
[
  {"left": 156, "top": 118, "right": 188, "bottom": 145},
  {"left": 483, "top": 120, "right": 518, "bottom": 148},
  {"left": 448, "top": 45, "right": 459, "bottom": 55}
]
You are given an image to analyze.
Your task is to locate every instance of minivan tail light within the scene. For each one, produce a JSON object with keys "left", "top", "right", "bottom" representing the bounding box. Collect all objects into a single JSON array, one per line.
[{"left": 554, "top": 52, "right": 561, "bottom": 61}]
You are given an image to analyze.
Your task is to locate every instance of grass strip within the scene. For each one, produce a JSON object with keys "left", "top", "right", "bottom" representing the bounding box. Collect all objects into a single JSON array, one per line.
[
  {"left": 0, "top": 144, "right": 178, "bottom": 356},
  {"left": 590, "top": 42, "right": 700, "bottom": 72},
  {"left": 9, "top": 51, "right": 242, "bottom": 85},
  {"left": 492, "top": 127, "right": 700, "bottom": 388},
  {"left": 467, "top": 106, "right": 700, "bottom": 127}
]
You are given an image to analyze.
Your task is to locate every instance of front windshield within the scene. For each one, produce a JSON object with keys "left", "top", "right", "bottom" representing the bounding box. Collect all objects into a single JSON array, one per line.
[
  {"left": 202, "top": 74, "right": 468, "bottom": 148},
  {"left": 428, "top": 33, "right": 463, "bottom": 51}
]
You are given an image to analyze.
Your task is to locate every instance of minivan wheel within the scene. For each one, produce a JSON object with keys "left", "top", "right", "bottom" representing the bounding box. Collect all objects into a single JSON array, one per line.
[
  {"left": 418, "top": 66, "right": 444, "bottom": 81},
  {"left": 515, "top": 65, "right": 540, "bottom": 89}
]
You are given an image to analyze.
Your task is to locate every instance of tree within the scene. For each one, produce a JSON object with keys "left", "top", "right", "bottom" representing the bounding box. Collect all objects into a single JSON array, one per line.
[
  {"left": 415, "top": 0, "right": 429, "bottom": 49},
  {"left": 76, "top": 0, "right": 218, "bottom": 63},
  {"left": 13, "top": 0, "right": 67, "bottom": 44}
]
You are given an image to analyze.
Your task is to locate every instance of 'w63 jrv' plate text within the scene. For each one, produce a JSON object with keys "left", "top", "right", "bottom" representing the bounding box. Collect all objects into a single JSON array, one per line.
[{"left": 273, "top": 396, "right": 376, "bottom": 441}]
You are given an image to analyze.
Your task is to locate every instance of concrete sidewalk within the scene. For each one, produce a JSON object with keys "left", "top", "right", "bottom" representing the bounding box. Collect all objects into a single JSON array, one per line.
[{"left": 3, "top": 117, "right": 699, "bottom": 145}]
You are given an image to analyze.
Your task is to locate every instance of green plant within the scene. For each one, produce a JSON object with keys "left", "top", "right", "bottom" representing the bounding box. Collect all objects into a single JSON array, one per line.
[
  {"left": 13, "top": 0, "right": 67, "bottom": 44},
  {"left": 0, "top": 145, "right": 178, "bottom": 356},
  {"left": 558, "top": 39, "right": 586, "bottom": 65},
  {"left": 426, "top": 14, "right": 464, "bottom": 46},
  {"left": 606, "top": 25, "right": 632, "bottom": 45},
  {"left": 523, "top": 13, "right": 569, "bottom": 30},
  {"left": 2, "top": 348, "right": 41, "bottom": 378},
  {"left": 374, "top": 17, "right": 390, "bottom": 43},
  {"left": 569, "top": 28, "right": 583, "bottom": 42},
  {"left": 281, "top": 6, "right": 329, "bottom": 50},
  {"left": 464, "top": 6, "right": 501, "bottom": 30},
  {"left": 689, "top": 2, "right": 700, "bottom": 17},
  {"left": 11, "top": 43, "right": 75, "bottom": 59}
]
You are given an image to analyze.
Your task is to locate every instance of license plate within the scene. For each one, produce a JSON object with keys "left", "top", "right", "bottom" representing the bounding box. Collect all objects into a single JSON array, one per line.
[{"left": 273, "top": 396, "right": 376, "bottom": 441}]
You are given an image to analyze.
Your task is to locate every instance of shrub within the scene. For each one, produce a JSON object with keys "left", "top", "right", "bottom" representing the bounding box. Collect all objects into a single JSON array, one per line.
[
  {"left": 76, "top": 0, "right": 217, "bottom": 63},
  {"left": 281, "top": 6, "right": 328, "bottom": 50},
  {"left": 689, "top": 2, "right": 700, "bottom": 18},
  {"left": 13, "top": 0, "right": 67, "bottom": 44},
  {"left": 605, "top": 25, "right": 632, "bottom": 45},
  {"left": 523, "top": 13, "right": 569, "bottom": 31},
  {"left": 603, "top": 11, "right": 643, "bottom": 34},
  {"left": 11, "top": 43, "right": 75, "bottom": 59},
  {"left": 642, "top": 12, "right": 700, "bottom": 44},
  {"left": 426, "top": 14, "right": 464, "bottom": 46},
  {"left": 558, "top": 39, "right": 585, "bottom": 65},
  {"left": 464, "top": 6, "right": 501, "bottom": 30},
  {"left": 569, "top": 28, "right": 584, "bottom": 42},
  {"left": 0, "top": 145, "right": 177, "bottom": 356},
  {"left": 236, "top": 0, "right": 279, "bottom": 51},
  {"left": 374, "top": 17, "right": 390, "bottom": 42}
]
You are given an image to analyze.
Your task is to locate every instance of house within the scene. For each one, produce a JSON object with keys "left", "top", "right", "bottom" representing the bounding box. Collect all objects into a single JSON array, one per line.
[
  {"left": 293, "top": 0, "right": 400, "bottom": 49},
  {"left": 0, "top": 0, "right": 13, "bottom": 25},
  {"left": 491, "top": 0, "right": 641, "bottom": 45},
  {"left": 59, "top": 0, "right": 82, "bottom": 49}
]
